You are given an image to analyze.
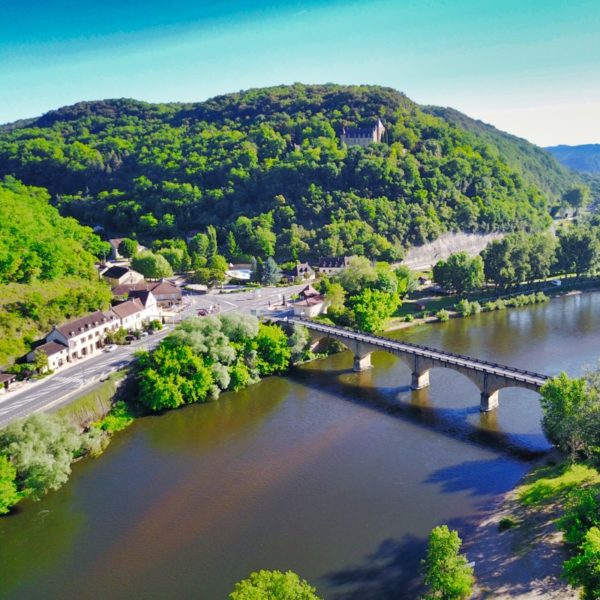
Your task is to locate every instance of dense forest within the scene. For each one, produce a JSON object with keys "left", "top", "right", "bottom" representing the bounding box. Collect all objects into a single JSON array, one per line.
[
  {"left": 0, "top": 84, "right": 581, "bottom": 262},
  {"left": 0, "top": 178, "right": 110, "bottom": 366},
  {"left": 546, "top": 144, "right": 600, "bottom": 174}
]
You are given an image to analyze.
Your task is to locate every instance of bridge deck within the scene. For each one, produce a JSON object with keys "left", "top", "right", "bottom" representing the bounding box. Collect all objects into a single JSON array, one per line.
[{"left": 287, "top": 317, "right": 549, "bottom": 388}]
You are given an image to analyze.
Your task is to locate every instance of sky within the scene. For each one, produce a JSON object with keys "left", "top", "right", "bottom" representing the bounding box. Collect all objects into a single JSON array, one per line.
[{"left": 1, "top": 0, "right": 599, "bottom": 146}]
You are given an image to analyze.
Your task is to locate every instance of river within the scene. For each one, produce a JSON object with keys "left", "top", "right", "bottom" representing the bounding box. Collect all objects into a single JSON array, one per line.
[{"left": 1, "top": 293, "right": 599, "bottom": 599}]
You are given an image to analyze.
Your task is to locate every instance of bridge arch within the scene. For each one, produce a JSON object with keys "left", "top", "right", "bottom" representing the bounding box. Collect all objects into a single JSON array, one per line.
[{"left": 284, "top": 317, "right": 548, "bottom": 413}]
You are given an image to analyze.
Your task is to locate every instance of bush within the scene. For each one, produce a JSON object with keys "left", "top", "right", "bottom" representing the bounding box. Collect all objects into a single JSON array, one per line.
[
  {"left": 455, "top": 299, "right": 473, "bottom": 317},
  {"left": 436, "top": 309, "right": 450, "bottom": 322},
  {"left": 98, "top": 400, "right": 136, "bottom": 433},
  {"left": 498, "top": 516, "right": 519, "bottom": 531}
]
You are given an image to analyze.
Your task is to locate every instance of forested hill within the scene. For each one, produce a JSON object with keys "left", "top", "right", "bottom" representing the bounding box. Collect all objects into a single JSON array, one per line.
[
  {"left": 546, "top": 144, "right": 600, "bottom": 174},
  {"left": 424, "top": 106, "right": 579, "bottom": 200},
  {"left": 0, "top": 84, "right": 580, "bottom": 261},
  {"left": 0, "top": 178, "right": 111, "bottom": 366}
]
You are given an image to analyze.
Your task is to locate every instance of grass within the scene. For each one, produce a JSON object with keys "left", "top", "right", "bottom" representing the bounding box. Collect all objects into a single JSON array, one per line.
[
  {"left": 56, "top": 370, "right": 128, "bottom": 428},
  {"left": 517, "top": 462, "right": 600, "bottom": 507}
]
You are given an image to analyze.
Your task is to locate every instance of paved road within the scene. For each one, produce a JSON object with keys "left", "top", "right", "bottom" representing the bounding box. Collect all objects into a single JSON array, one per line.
[{"left": 0, "top": 283, "right": 303, "bottom": 427}]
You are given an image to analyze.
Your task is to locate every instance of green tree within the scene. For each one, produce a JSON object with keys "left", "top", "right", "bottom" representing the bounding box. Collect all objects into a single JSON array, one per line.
[
  {"left": 32, "top": 348, "right": 49, "bottom": 373},
  {"left": 118, "top": 238, "right": 138, "bottom": 258},
  {"left": 347, "top": 288, "right": 399, "bottom": 333},
  {"left": 556, "top": 225, "right": 599, "bottom": 278},
  {"left": 136, "top": 343, "right": 214, "bottom": 411},
  {"left": 421, "top": 525, "right": 475, "bottom": 600},
  {"left": 339, "top": 256, "right": 376, "bottom": 294},
  {"left": 527, "top": 233, "right": 557, "bottom": 283},
  {"left": 131, "top": 251, "right": 174, "bottom": 279},
  {"left": 433, "top": 252, "right": 483, "bottom": 296},
  {"left": 0, "top": 454, "right": 20, "bottom": 514},
  {"left": 229, "top": 569, "right": 321, "bottom": 600},
  {"left": 261, "top": 257, "right": 282, "bottom": 285},
  {"left": 254, "top": 323, "right": 291, "bottom": 376},
  {"left": 0, "top": 414, "right": 81, "bottom": 499},
  {"left": 562, "top": 186, "right": 591, "bottom": 214},
  {"left": 289, "top": 324, "right": 311, "bottom": 363},
  {"left": 539, "top": 372, "right": 600, "bottom": 460}
]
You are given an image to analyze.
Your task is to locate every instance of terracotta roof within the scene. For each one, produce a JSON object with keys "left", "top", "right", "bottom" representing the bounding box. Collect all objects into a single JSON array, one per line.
[
  {"left": 55, "top": 311, "right": 116, "bottom": 339},
  {"left": 33, "top": 341, "right": 69, "bottom": 357},
  {"left": 111, "top": 299, "right": 145, "bottom": 319}
]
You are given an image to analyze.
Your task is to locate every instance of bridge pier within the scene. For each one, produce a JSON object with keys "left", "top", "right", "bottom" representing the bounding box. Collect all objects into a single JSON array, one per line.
[
  {"left": 480, "top": 390, "right": 499, "bottom": 412},
  {"left": 411, "top": 370, "right": 430, "bottom": 390},
  {"left": 353, "top": 353, "right": 372, "bottom": 372}
]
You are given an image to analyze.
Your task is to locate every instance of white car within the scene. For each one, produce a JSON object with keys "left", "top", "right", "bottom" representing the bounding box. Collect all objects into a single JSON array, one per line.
[{"left": 104, "top": 344, "right": 118, "bottom": 352}]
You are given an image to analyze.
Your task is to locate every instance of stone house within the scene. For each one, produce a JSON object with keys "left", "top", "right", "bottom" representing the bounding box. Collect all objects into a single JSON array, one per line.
[
  {"left": 340, "top": 119, "right": 385, "bottom": 147},
  {"left": 317, "top": 256, "right": 352, "bottom": 275},
  {"left": 102, "top": 265, "right": 145, "bottom": 287},
  {"left": 283, "top": 262, "right": 314, "bottom": 282}
]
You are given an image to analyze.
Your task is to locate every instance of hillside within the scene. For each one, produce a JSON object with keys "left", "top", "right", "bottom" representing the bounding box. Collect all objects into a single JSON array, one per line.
[
  {"left": 0, "top": 84, "right": 579, "bottom": 261},
  {"left": 424, "top": 106, "right": 580, "bottom": 199},
  {"left": 0, "top": 178, "right": 111, "bottom": 366},
  {"left": 546, "top": 144, "right": 600, "bottom": 174}
]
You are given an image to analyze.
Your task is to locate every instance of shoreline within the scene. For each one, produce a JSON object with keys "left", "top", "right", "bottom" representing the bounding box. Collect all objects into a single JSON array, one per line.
[{"left": 466, "top": 455, "right": 578, "bottom": 600}]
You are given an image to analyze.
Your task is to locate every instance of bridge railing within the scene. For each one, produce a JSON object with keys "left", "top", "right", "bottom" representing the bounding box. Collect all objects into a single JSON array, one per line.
[{"left": 287, "top": 317, "right": 550, "bottom": 383}]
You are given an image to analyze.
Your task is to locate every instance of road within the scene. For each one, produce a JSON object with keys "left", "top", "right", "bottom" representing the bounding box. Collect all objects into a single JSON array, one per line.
[{"left": 0, "top": 283, "right": 305, "bottom": 427}]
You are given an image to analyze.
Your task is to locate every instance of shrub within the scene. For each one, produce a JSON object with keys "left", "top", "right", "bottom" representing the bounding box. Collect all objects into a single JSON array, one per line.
[
  {"left": 498, "top": 516, "right": 519, "bottom": 531},
  {"left": 455, "top": 299, "right": 473, "bottom": 317},
  {"left": 436, "top": 309, "right": 450, "bottom": 322},
  {"left": 98, "top": 400, "right": 136, "bottom": 433}
]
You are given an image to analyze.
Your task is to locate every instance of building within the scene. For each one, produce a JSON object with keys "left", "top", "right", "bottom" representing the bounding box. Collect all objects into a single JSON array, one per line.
[
  {"left": 127, "top": 290, "right": 159, "bottom": 319},
  {"left": 282, "top": 262, "right": 314, "bottom": 283},
  {"left": 111, "top": 299, "right": 149, "bottom": 331},
  {"left": 46, "top": 310, "right": 119, "bottom": 361},
  {"left": 292, "top": 284, "right": 326, "bottom": 317},
  {"left": 292, "top": 297, "right": 325, "bottom": 318},
  {"left": 102, "top": 266, "right": 145, "bottom": 287},
  {"left": 111, "top": 280, "right": 182, "bottom": 308},
  {"left": 317, "top": 256, "right": 352, "bottom": 275},
  {"left": 340, "top": 119, "right": 385, "bottom": 147},
  {"left": 0, "top": 373, "right": 16, "bottom": 393},
  {"left": 26, "top": 341, "right": 69, "bottom": 372}
]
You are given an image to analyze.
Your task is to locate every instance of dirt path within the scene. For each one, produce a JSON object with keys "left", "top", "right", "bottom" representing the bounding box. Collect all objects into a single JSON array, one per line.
[{"left": 465, "top": 465, "right": 578, "bottom": 599}]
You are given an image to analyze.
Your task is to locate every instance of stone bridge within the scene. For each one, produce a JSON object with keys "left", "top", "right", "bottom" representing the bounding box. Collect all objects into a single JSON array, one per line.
[{"left": 284, "top": 317, "right": 550, "bottom": 412}]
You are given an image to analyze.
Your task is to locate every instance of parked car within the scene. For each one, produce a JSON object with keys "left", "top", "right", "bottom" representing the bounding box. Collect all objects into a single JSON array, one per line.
[
  {"left": 197, "top": 308, "right": 208, "bottom": 316},
  {"left": 550, "top": 279, "right": 562, "bottom": 287},
  {"left": 140, "top": 331, "right": 149, "bottom": 337},
  {"left": 104, "top": 345, "right": 118, "bottom": 352}
]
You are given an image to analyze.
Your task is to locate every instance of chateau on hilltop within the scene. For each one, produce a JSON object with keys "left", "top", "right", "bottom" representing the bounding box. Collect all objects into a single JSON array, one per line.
[{"left": 340, "top": 119, "right": 385, "bottom": 147}]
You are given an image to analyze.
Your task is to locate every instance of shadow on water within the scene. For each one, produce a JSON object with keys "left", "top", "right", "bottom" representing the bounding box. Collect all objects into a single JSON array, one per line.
[
  {"left": 290, "top": 362, "right": 547, "bottom": 461},
  {"left": 323, "top": 534, "right": 426, "bottom": 600}
]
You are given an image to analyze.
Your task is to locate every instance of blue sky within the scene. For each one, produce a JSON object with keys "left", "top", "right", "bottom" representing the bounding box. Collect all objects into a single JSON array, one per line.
[{"left": 1, "top": 0, "right": 599, "bottom": 145}]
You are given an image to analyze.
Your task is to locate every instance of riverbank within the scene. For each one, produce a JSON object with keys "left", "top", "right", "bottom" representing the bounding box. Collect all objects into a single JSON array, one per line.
[
  {"left": 466, "top": 456, "right": 593, "bottom": 599},
  {"left": 386, "top": 281, "right": 600, "bottom": 332}
]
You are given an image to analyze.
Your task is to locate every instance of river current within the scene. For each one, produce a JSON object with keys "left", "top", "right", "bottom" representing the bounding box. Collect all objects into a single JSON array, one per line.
[{"left": 1, "top": 292, "right": 599, "bottom": 599}]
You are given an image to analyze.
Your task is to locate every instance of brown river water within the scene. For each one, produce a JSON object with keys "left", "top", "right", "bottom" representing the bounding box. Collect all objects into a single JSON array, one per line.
[{"left": 1, "top": 292, "right": 599, "bottom": 599}]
